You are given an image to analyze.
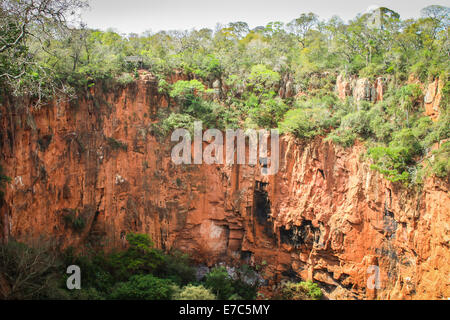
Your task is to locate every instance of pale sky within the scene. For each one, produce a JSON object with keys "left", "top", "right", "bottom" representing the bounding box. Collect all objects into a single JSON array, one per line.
[{"left": 82, "top": 0, "right": 450, "bottom": 35}]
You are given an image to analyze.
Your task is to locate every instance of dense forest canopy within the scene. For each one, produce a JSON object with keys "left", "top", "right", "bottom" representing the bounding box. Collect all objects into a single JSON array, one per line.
[{"left": 0, "top": 0, "right": 449, "bottom": 185}]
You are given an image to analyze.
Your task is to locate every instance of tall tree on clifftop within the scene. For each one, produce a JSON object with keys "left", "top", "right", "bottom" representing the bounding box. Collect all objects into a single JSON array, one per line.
[{"left": 0, "top": 0, "right": 88, "bottom": 106}]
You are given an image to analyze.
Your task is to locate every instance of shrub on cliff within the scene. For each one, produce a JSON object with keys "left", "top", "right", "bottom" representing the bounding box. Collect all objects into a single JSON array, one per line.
[
  {"left": 62, "top": 210, "right": 86, "bottom": 233},
  {"left": 153, "top": 112, "right": 196, "bottom": 137},
  {"left": 246, "top": 64, "right": 281, "bottom": 96},
  {"left": 116, "top": 73, "right": 135, "bottom": 86},
  {"left": 247, "top": 95, "right": 289, "bottom": 128},
  {"left": 0, "top": 165, "right": 10, "bottom": 201},
  {"left": 279, "top": 107, "right": 333, "bottom": 139},
  {"left": 106, "top": 137, "right": 128, "bottom": 151},
  {"left": 396, "top": 84, "right": 423, "bottom": 123},
  {"left": 170, "top": 80, "right": 205, "bottom": 107},
  {"left": 326, "top": 110, "right": 372, "bottom": 146},
  {"left": 152, "top": 98, "right": 238, "bottom": 138},
  {"left": 368, "top": 127, "right": 426, "bottom": 184},
  {"left": 431, "top": 141, "right": 450, "bottom": 180}
]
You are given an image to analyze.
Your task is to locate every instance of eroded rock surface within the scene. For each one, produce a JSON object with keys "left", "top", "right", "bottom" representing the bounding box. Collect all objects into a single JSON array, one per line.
[
  {"left": 336, "top": 75, "right": 384, "bottom": 103},
  {"left": 0, "top": 78, "right": 448, "bottom": 300},
  {"left": 424, "top": 78, "right": 444, "bottom": 121}
]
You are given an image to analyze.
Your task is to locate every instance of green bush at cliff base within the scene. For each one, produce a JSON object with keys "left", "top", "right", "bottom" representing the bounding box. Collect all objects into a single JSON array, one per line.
[
  {"left": 0, "top": 240, "right": 63, "bottom": 300},
  {"left": 110, "top": 274, "right": 178, "bottom": 300},
  {"left": 65, "top": 235, "right": 258, "bottom": 300},
  {"left": 155, "top": 250, "right": 196, "bottom": 286},
  {"left": 204, "top": 266, "right": 259, "bottom": 300},
  {"left": 279, "top": 280, "right": 323, "bottom": 300},
  {"left": 60, "top": 233, "right": 199, "bottom": 299},
  {"left": 204, "top": 266, "right": 235, "bottom": 299},
  {"left": 107, "top": 233, "right": 166, "bottom": 280},
  {"left": 173, "top": 284, "right": 216, "bottom": 300}
]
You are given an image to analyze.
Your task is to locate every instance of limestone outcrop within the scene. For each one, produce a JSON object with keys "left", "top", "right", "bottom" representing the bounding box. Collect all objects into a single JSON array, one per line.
[
  {"left": 424, "top": 78, "right": 444, "bottom": 121},
  {"left": 336, "top": 75, "right": 384, "bottom": 103}
]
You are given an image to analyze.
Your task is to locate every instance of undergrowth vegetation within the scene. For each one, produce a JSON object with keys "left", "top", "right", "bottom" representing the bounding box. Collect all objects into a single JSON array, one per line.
[
  {"left": 276, "top": 281, "right": 323, "bottom": 300},
  {"left": 0, "top": 234, "right": 273, "bottom": 300}
]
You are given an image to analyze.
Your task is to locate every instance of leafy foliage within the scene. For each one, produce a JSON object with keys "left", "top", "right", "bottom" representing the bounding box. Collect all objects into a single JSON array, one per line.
[
  {"left": 204, "top": 266, "right": 235, "bottom": 300},
  {"left": 204, "top": 266, "right": 259, "bottom": 300},
  {"left": 170, "top": 79, "right": 205, "bottom": 106},
  {"left": 278, "top": 281, "right": 322, "bottom": 300},
  {"left": 0, "top": 0, "right": 88, "bottom": 105},
  {"left": 62, "top": 210, "right": 86, "bottom": 232},
  {"left": 154, "top": 250, "right": 196, "bottom": 286},
  {"left": 247, "top": 64, "right": 280, "bottom": 95},
  {"left": 431, "top": 141, "right": 450, "bottom": 179},
  {"left": 110, "top": 274, "right": 177, "bottom": 300},
  {"left": 57, "top": 234, "right": 253, "bottom": 300},
  {"left": 108, "top": 233, "right": 166, "bottom": 280},
  {"left": 279, "top": 107, "right": 333, "bottom": 139},
  {"left": 173, "top": 284, "right": 216, "bottom": 300}
]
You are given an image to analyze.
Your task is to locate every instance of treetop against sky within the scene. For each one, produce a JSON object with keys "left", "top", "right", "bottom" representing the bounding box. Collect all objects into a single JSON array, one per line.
[{"left": 81, "top": 0, "right": 450, "bottom": 34}]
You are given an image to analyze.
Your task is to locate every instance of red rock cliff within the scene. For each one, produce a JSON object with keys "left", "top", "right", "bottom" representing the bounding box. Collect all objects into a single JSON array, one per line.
[{"left": 0, "top": 77, "right": 448, "bottom": 300}]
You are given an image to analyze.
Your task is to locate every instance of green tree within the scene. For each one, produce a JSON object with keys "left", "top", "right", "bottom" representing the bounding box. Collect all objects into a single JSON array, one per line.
[
  {"left": 170, "top": 79, "right": 205, "bottom": 106},
  {"left": 108, "top": 233, "right": 165, "bottom": 280},
  {"left": 155, "top": 250, "right": 196, "bottom": 285},
  {"left": 204, "top": 267, "right": 235, "bottom": 300},
  {"left": 246, "top": 64, "right": 280, "bottom": 97},
  {"left": 0, "top": 0, "right": 87, "bottom": 104},
  {"left": 110, "top": 274, "right": 177, "bottom": 300},
  {"left": 287, "top": 13, "right": 319, "bottom": 47}
]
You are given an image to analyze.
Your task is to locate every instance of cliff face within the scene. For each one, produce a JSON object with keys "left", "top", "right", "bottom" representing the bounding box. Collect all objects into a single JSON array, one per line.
[
  {"left": 424, "top": 78, "right": 444, "bottom": 121},
  {"left": 0, "top": 76, "right": 448, "bottom": 300},
  {"left": 336, "top": 75, "right": 384, "bottom": 103},
  {"left": 266, "top": 137, "right": 449, "bottom": 299}
]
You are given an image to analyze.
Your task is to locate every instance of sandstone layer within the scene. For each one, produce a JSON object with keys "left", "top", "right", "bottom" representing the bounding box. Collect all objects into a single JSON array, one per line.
[{"left": 0, "top": 77, "right": 448, "bottom": 300}]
